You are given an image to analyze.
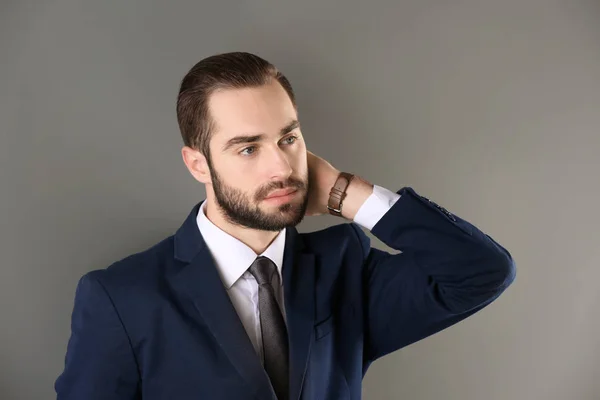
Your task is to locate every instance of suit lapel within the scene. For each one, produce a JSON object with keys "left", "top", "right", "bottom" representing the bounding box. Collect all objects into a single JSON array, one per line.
[
  {"left": 170, "top": 202, "right": 317, "bottom": 400},
  {"left": 282, "top": 227, "right": 316, "bottom": 400},
  {"left": 170, "top": 203, "right": 276, "bottom": 400}
]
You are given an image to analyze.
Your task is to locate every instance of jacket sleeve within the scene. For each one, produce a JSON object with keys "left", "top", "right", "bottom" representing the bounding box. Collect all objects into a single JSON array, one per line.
[
  {"left": 55, "top": 272, "right": 140, "bottom": 399},
  {"left": 350, "top": 187, "right": 516, "bottom": 363}
]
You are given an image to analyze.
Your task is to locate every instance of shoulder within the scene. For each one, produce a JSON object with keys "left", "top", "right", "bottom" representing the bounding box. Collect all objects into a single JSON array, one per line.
[
  {"left": 299, "top": 222, "right": 371, "bottom": 259},
  {"left": 82, "top": 234, "right": 176, "bottom": 294}
]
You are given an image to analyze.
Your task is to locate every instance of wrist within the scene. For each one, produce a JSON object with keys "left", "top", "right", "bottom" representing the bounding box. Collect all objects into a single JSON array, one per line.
[{"left": 329, "top": 173, "right": 373, "bottom": 220}]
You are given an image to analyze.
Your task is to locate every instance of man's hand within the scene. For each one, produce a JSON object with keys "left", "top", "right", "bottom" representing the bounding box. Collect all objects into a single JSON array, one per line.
[
  {"left": 305, "top": 150, "right": 340, "bottom": 217},
  {"left": 305, "top": 151, "right": 374, "bottom": 219}
]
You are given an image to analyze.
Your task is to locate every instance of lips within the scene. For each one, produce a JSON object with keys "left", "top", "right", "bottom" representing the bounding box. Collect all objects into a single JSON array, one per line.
[{"left": 265, "top": 188, "right": 297, "bottom": 199}]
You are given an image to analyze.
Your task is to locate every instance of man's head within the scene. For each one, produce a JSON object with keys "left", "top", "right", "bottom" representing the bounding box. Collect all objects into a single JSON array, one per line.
[{"left": 177, "top": 52, "right": 309, "bottom": 232}]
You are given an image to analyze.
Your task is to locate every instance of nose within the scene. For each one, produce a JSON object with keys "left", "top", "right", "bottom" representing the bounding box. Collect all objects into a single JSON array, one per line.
[{"left": 267, "top": 146, "right": 293, "bottom": 181}]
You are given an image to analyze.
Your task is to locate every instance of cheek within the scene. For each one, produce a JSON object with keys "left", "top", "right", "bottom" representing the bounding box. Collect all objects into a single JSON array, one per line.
[
  {"left": 297, "top": 160, "right": 309, "bottom": 181},
  {"left": 235, "top": 175, "right": 259, "bottom": 193},
  {"left": 291, "top": 148, "right": 308, "bottom": 174},
  {"left": 235, "top": 173, "right": 264, "bottom": 196},
  {"left": 218, "top": 165, "right": 256, "bottom": 192}
]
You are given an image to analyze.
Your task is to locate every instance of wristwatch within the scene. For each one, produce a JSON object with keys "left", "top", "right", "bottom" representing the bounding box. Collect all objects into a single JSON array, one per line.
[{"left": 327, "top": 172, "right": 355, "bottom": 216}]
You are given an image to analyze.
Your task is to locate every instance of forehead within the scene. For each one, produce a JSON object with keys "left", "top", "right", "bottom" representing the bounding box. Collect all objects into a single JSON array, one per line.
[{"left": 208, "top": 80, "right": 297, "bottom": 138}]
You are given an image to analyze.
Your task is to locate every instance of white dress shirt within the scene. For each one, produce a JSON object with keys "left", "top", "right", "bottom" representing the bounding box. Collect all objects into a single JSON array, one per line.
[{"left": 196, "top": 185, "right": 400, "bottom": 363}]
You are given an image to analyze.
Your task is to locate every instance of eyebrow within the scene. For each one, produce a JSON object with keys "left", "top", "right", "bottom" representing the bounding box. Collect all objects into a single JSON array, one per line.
[{"left": 221, "top": 120, "right": 300, "bottom": 152}]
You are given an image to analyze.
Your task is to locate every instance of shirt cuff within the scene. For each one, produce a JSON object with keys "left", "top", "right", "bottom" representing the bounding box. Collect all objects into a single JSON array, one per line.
[{"left": 352, "top": 185, "right": 401, "bottom": 231}]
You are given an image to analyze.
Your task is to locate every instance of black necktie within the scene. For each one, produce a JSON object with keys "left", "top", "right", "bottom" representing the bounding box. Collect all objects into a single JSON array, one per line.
[{"left": 248, "top": 256, "right": 289, "bottom": 400}]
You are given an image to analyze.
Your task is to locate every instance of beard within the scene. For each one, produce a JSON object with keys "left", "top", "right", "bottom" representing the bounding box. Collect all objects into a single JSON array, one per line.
[{"left": 208, "top": 161, "right": 310, "bottom": 232}]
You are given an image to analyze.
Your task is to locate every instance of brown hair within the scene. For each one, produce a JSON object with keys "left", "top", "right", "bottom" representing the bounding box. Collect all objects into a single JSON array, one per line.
[{"left": 176, "top": 52, "right": 297, "bottom": 163}]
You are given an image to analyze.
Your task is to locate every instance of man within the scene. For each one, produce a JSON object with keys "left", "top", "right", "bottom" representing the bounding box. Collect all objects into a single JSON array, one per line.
[{"left": 55, "top": 52, "right": 516, "bottom": 400}]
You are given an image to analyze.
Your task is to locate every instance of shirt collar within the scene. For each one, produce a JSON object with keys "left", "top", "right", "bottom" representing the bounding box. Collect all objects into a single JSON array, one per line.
[{"left": 196, "top": 200, "right": 286, "bottom": 289}]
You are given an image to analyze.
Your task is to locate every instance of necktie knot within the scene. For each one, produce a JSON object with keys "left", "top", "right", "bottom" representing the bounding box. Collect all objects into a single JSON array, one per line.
[{"left": 249, "top": 256, "right": 279, "bottom": 286}]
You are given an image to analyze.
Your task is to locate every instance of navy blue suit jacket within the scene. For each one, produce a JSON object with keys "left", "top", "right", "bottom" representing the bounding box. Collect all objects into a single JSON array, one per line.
[{"left": 55, "top": 187, "right": 516, "bottom": 399}]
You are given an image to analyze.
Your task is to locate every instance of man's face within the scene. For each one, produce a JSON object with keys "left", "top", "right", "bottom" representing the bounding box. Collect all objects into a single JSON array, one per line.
[{"left": 206, "top": 80, "right": 309, "bottom": 231}]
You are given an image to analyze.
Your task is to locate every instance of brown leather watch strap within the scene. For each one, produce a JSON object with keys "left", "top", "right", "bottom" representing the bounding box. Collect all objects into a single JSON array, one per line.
[{"left": 327, "top": 172, "right": 355, "bottom": 216}]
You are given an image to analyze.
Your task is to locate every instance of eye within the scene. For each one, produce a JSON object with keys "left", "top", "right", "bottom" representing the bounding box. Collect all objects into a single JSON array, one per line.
[
  {"left": 240, "top": 146, "right": 256, "bottom": 156},
  {"left": 238, "top": 136, "right": 299, "bottom": 157},
  {"left": 283, "top": 135, "right": 298, "bottom": 145}
]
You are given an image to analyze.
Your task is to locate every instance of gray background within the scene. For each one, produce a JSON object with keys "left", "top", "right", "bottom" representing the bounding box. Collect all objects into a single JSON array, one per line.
[{"left": 1, "top": 0, "right": 599, "bottom": 399}]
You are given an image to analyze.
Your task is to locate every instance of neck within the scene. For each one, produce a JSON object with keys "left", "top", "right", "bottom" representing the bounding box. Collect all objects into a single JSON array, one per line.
[{"left": 203, "top": 196, "right": 281, "bottom": 255}]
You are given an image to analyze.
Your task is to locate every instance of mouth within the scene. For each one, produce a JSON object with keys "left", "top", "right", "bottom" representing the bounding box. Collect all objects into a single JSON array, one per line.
[
  {"left": 263, "top": 189, "right": 299, "bottom": 204},
  {"left": 265, "top": 188, "right": 297, "bottom": 199}
]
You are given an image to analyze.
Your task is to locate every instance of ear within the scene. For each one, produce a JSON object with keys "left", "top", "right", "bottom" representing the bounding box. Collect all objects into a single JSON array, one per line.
[{"left": 181, "top": 146, "right": 212, "bottom": 184}]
